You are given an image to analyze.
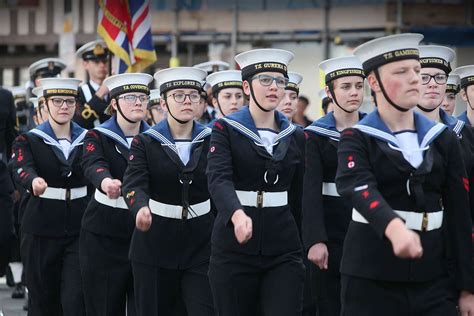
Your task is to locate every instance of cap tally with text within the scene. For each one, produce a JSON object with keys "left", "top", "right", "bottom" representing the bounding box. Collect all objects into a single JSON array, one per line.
[
  {"left": 353, "top": 33, "right": 424, "bottom": 74},
  {"left": 154, "top": 67, "right": 207, "bottom": 94},
  {"left": 452, "top": 65, "right": 474, "bottom": 89},
  {"left": 319, "top": 56, "right": 364, "bottom": 84},
  {"left": 103, "top": 73, "right": 153, "bottom": 99},
  {"left": 234, "top": 48, "right": 295, "bottom": 81},
  {"left": 206, "top": 70, "right": 243, "bottom": 95},
  {"left": 76, "top": 40, "right": 109, "bottom": 61},
  {"left": 38, "top": 78, "right": 81, "bottom": 98},
  {"left": 149, "top": 89, "right": 161, "bottom": 106},
  {"left": 446, "top": 74, "right": 460, "bottom": 94},
  {"left": 419, "top": 45, "right": 455, "bottom": 73},
  {"left": 193, "top": 61, "right": 230, "bottom": 74},
  {"left": 286, "top": 72, "right": 303, "bottom": 93},
  {"left": 28, "top": 58, "right": 66, "bottom": 79}
]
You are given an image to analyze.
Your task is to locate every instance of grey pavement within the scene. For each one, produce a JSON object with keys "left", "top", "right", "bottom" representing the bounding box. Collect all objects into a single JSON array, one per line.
[{"left": 0, "top": 277, "right": 27, "bottom": 316}]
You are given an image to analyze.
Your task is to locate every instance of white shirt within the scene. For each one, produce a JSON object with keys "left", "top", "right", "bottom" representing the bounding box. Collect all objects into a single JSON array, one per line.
[
  {"left": 394, "top": 131, "right": 423, "bottom": 168},
  {"left": 258, "top": 129, "right": 278, "bottom": 155},
  {"left": 89, "top": 79, "right": 100, "bottom": 92},
  {"left": 175, "top": 140, "right": 192, "bottom": 165},
  {"left": 126, "top": 137, "right": 133, "bottom": 147},
  {"left": 58, "top": 139, "right": 72, "bottom": 159}
]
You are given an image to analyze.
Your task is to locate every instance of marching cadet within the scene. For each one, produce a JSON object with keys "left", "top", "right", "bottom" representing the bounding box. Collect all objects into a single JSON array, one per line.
[
  {"left": 11, "top": 77, "right": 88, "bottom": 316},
  {"left": 456, "top": 65, "right": 474, "bottom": 127},
  {"left": 319, "top": 88, "right": 334, "bottom": 115},
  {"left": 206, "top": 69, "right": 244, "bottom": 124},
  {"left": 207, "top": 48, "right": 305, "bottom": 315},
  {"left": 80, "top": 73, "right": 152, "bottom": 316},
  {"left": 442, "top": 74, "right": 460, "bottom": 115},
  {"left": 194, "top": 60, "right": 230, "bottom": 124},
  {"left": 122, "top": 67, "right": 215, "bottom": 315},
  {"left": 146, "top": 89, "right": 167, "bottom": 125},
  {"left": 277, "top": 71, "right": 303, "bottom": 122},
  {"left": 336, "top": 33, "right": 474, "bottom": 315},
  {"left": 303, "top": 56, "right": 365, "bottom": 316},
  {"left": 75, "top": 40, "right": 111, "bottom": 129}
]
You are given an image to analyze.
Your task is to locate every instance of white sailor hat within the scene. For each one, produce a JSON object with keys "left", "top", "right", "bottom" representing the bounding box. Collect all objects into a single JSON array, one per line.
[
  {"left": 149, "top": 89, "right": 161, "bottom": 105},
  {"left": 318, "top": 88, "right": 329, "bottom": 100},
  {"left": 28, "top": 58, "right": 66, "bottom": 79},
  {"left": 419, "top": 45, "right": 455, "bottom": 73},
  {"left": 353, "top": 33, "right": 424, "bottom": 74},
  {"left": 32, "top": 86, "right": 44, "bottom": 98},
  {"left": 234, "top": 48, "right": 294, "bottom": 81},
  {"left": 76, "top": 40, "right": 109, "bottom": 61},
  {"left": 29, "top": 97, "right": 39, "bottom": 109},
  {"left": 286, "top": 72, "right": 303, "bottom": 93},
  {"left": 9, "top": 86, "right": 26, "bottom": 98},
  {"left": 154, "top": 67, "right": 207, "bottom": 94},
  {"left": 193, "top": 61, "right": 230, "bottom": 74},
  {"left": 206, "top": 70, "right": 243, "bottom": 94},
  {"left": 103, "top": 73, "right": 153, "bottom": 99},
  {"left": 38, "top": 77, "right": 81, "bottom": 98},
  {"left": 319, "top": 56, "right": 365, "bottom": 84},
  {"left": 446, "top": 74, "right": 460, "bottom": 94},
  {"left": 452, "top": 65, "right": 474, "bottom": 89}
]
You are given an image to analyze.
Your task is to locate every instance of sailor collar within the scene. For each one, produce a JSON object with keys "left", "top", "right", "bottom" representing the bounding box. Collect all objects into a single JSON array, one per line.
[
  {"left": 144, "top": 119, "right": 211, "bottom": 155},
  {"left": 354, "top": 109, "right": 447, "bottom": 149},
  {"left": 305, "top": 111, "right": 366, "bottom": 141},
  {"left": 458, "top": 111, "right": 473, "bottom": 127},
  {"left": 439, "top": 109, "right": 464, "bottom": 137},
  {"left": 94, "top": 116, "right": 149, "bottom": 149},
  {"left": 221, "top": 106, "right": 296, "bottom": 146},
  {"left": 29, "top": 121, "right": 87, "bottom": 157}
]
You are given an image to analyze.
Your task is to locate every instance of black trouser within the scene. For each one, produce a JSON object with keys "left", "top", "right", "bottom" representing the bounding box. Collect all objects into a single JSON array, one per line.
[
  {"left": 341, "top": 274, "right": 458, "bottom": 316},
  {"left": 132, "top": 260, "right": 214, "bottom": 316},
  {"left": 79, "top": 230, "right": 136, "bottom": 316},
  {"left": 312, "top": 243, "right": 343, "bottom": 316},
  {"left": 208, "top": 247, "right": 305, "bottom": 316},
  {"left": 21, "top": 233, "right": 85, "bottom": 316}
]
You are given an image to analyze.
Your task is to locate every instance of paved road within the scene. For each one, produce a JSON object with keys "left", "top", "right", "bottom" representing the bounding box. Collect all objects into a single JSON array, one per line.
[{"left": 0, "top": 278, "right": 27, "bottom": 316}]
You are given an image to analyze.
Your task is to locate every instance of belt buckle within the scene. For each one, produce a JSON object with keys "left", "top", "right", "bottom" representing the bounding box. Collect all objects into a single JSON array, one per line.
[
  {"left": 181, "top": 207, "right": 188, "bottom": 220},
  {"left": 421, "top": 212, "right": 428, "bottom": 232},
  {"left": 65, "top": 188, "right": 71, "bottom": 201},
  {"left": 257, "top": 191, "right": 263, "bottom": 208}
]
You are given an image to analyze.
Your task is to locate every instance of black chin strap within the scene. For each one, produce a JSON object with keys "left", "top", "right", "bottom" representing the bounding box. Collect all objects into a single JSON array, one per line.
[
  {"left": 465, "top": 88, "right": 474, "bottom": 111},
  {"left": 46, "top": 104, "right": 68, "bottom": 126},
  {"left": 249, "top": 80, "right": 271, "bottom": 113},
  {"left": 417, "top": 99, "right": 443, "bottom": 113},
  {"left": 328, "top": 84, "right": 357, "bottom": 114},
  {"left": 115, "top": 98, "right": 139, "bottom": 124},
  {"left": 216, "top": 98, "right": 226, "bottom": 117},
  {"left": 374, "top": 69, "right": 410, "bottom": 112},
  {"left": 164, "top": 97, "right": 189, "bottom": 125}
]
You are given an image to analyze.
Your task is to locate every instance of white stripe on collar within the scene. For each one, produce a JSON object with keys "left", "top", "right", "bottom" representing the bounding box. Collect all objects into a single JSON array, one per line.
[
  {"left": 30, "top": 128, "right": 87, "bottom": 158},
  {"left": 453, "top": 119, "right": 465, "bottom": 136},
  {"left": 353, "top": 124, "right": 398, "bottom": 145},
  {"left": 305, "top": 126, "right": 341, "bottom": 141},
  {"left": 144, "top": 127, "right": 211, "bottom": 155},
  {"left": 94, "top": 127, "right": 130, "bottom": 149},
  {"left": 222, "top": 117, "right": 295, "bottom": 146},
  {"left": 420, "top": 123, "right": 446, "bottom": 148}
]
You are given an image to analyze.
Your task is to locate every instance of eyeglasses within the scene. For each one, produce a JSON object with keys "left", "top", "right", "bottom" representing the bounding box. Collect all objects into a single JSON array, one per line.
[
  {"left": 169, "top": 93, "right": 201, "bottom": 103},
  {"left": 117, "top": 94, "right": 150, "bottom": 105},
  {"left": 49, "top": 98, "right": 77, "bottom": 108},
  {"left": 421, "top": 73, "right": 448, "bottom": 85},
  {"left": 252, "top": 75, "right": 289, "bottom": 88}
]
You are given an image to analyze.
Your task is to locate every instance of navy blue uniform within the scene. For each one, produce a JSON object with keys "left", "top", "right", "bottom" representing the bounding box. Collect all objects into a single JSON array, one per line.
[
  {"left": 207, "top": 107, "right": 305, "bottom": 316},
  {"left": 122, "top": 120, "right": 215, "bottom": 316},
  {"left": 11, "top": 121, "right": 89, "bottom": 316}
]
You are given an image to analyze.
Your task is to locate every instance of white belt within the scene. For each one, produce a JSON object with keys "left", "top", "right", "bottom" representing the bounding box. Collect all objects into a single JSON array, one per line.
[
  {"left": 352, "top": 208, "right": 444, "bottom": 232},
  {"left": 148, "top": 199, "right": 210, "bottom": 219},
  {"left": 39, "top": 186, "right": 88, "bottom": 201},
  {"left": 94, "top": 189, "right": 128, "bottom": 209},
  {"left": 322, "top": 182, "right": 340, "bottom": 197},
  {"left": 236, "top": 190, "right": 288, "bottom": 208}
]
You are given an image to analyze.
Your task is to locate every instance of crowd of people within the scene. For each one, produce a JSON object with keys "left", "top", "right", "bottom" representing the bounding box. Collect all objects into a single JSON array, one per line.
[{"left": 0, "top": 32, "right": 474, "bottom": 316}]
